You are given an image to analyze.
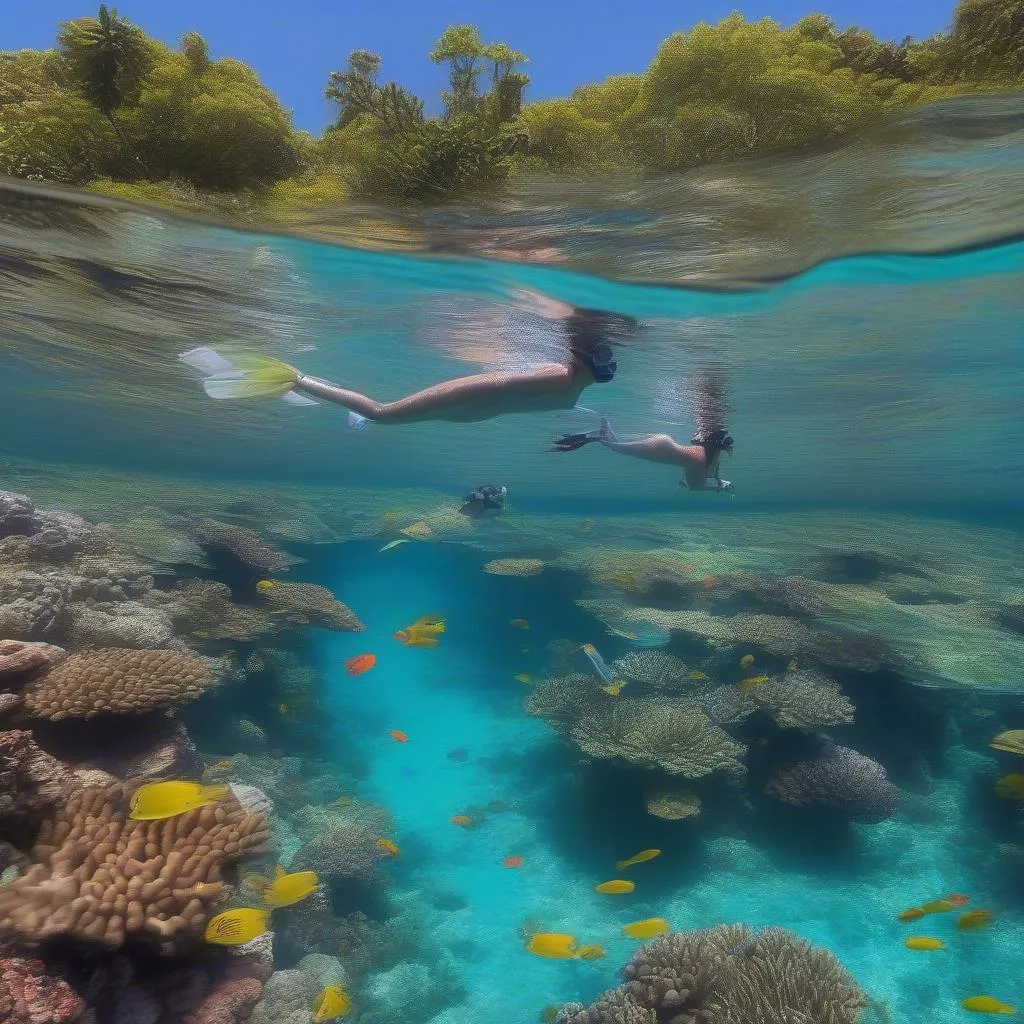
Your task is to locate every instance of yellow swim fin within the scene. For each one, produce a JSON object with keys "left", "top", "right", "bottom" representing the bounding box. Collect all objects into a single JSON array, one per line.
[{"left": 183, "top": 348, "right": 300, "bottom": 400}]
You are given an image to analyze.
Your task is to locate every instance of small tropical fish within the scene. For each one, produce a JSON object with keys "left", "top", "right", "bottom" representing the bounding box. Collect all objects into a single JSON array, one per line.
[
  {"left": 575, "top": 944, "right": 606, "bottom": 960},
  {"left": 739, "top": 655, "right": 755, "bottom": 669},
  {"left": 606, "top": 624, "right": 640, "bottom": 641},
  {"left": 204, "top": 908, "right": 270, "bottom": 945},
  {"left": 995, "top": 773, "right": 1024, "bottom": 799},
  {"left": 451, "top": 815, "right": 472, "bottom": 827},
  {"left": 623, "top": 918, "right": 670, "bottom": 939},
  {"left": 616, "top": 849, "right": 661, "bottom": 870},
  {"left": 514, "top": 673, "right": 535, "bottom": 684},
  {"left": 412, "top": 614, "right": 445, "bottom": 634},
  {"left": 504, "top": 856, "right": 524, "bottom": 869},
  {"left": 956, "top": 909, "right": 993, "bottom": 931},
  {"left": 687, "top": 671, "right": 710, "bottom": 682},
  {"left": 393, "top": 627, "right": 438, "bottom": 647},
  {"left": 989, "top": 730, "right": 1024, "bottom": 755},
  {"left": 209, "top": 759, "right": 233, "bottom": 771},
  {"left": 702, "top": 576, "right": 716, "bottom": 588},
  {"left": 961, "top": 995, "right": 1016, "bottom": 1015},
  {"left": 947, "top": 893, "right": 970, "bottom": 907},
  {"left": 378, "top": 538, "right": 410, "bottom": 553},
  {"left": 389, "top": 729, "right": 408, "bottom": 743},
  {"left": 599, "top": 571, "right": 643, "bottom": 592},
  {"left": 526, "top": 933, "right": 577, "bottom": 959},
  {"left": 601, "top": 681, "right": 625, "bottom": 696},
  {"left": 129, "top": 782, "right": 230, "bottom": 821},
  {"left": 787, "top": 658, "right": 798, "bottom": 672},
  {"left": 333, "top": 795, "right": 354, "bottom": 807},
  {"left": 256, "top": 580, "right": 277, "bottom": 592},
  {"left": 904, "top": 936, "right": 944, "bottom": 951},
  {"left": 739, "top": 675, "right": 769, "bottom": 693},
  {"left": 919, "top": 898, "right": 956, "bottom": 914},
  {"left": 510, "top": 618, "right": 530, "bottom": 629},
  {"left": 345, "top": 653, "right": 376, "bottom": 677},
  {"left": 595, "top": 880, "right": 635, "bottom": 894},
  {"left": 264, "top": 867, "right": 318, "bottom": 909},
  {"left": 313, "top": 984, "right": 352, "bottom": 1021},
  {"left": 898, "top": 907, "right": 926, "bottom": 922},
  {"left": 375, "top": 839, "right": 400, "bottom": 858}
]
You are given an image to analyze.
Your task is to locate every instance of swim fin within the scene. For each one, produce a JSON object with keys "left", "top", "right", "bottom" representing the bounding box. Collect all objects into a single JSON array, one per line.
[{"left": 179, "top": 347, "right": 317, "bottom": 404}]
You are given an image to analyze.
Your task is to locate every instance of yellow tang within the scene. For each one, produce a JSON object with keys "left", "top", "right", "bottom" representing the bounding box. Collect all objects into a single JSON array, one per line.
[
  {"left": 687, "top": 671, "right": 710, "bottom": 682},
  {"left": 514, "top": 673, "right": 535, "bottom": 685},
  {"left": 961, "top": 995, "right": 1016, "bottom": 1015},
  {"left": 616, "top": 849, "right": 662, "bottom": 870},
  {"left": 575, "top": 944, "right": 606, "bottom": 960},
  {"left": 989, "top": 730, "right": 1024, "bottom": 755},
  {"left": 956, "top": 909, "right": 993, "bottom": 931},
  {"left": 595, "top": 880, "right": 635, "bottom": 894},
  {"left": 204, "top": 908, "right": 270, "bottom": 946},
  {"left": 739, "top": 675, "right": 770, "bottom": 693},
  {"left": 313, "top": 985, "right": 352, "bottom": 1021},
  {"left": 994, "top": 773, "right": 1024, "bottom": 800},
  {"left": 129, "top": 781, "right": 230, "bottom": 821},
  {"left": 904, "top": 936, "right": 944, "bottom": 951},
  {"left": 601, "top": 681, "right": 625, "bottom": 696},
  {"left": 623, "top": 918, "right": 670, "bottom": 939},
  {"left": 256, "top": 580, "right": 277, "bottom": 592},
  {"left": 264, "top": 867, "right": 319, "bottom": 909},
  {"left": 526, "top": 933, "right": 577, "bottom": 959}
]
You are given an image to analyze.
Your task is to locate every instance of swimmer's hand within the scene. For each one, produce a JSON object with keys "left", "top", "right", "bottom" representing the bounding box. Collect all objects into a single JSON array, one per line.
[{"left": 717, "top": 479, "right": 734, "bottom": 493}]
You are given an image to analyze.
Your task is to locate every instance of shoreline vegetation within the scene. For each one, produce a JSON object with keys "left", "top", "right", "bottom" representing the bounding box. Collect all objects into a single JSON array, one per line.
[{"left": 0, "top": 2, "right": 1022, "bottom": 227}]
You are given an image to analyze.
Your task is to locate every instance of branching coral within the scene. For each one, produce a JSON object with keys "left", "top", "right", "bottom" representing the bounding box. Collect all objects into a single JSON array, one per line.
[
  {"left": 764, "top": 744, "right": 899, "bottom": 823},
  {"left": 750, "top": 670, "right": 855, "bottom": 731},
  {"left": 0, "top": 781, "right": 270, "bottom": 949},
  {"left": 562, "top": 924, "right": 864, "bottom": 1024},
  {"left": 257, "top": 581, "right": 364, "bottom": 632},
  {"left": 21, "top": 648, "right": 215, "bottom": 720}
]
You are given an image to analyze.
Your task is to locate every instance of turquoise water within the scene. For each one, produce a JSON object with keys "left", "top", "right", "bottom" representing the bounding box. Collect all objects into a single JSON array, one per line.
[{"left": 1, "top": 93, "right": 1023, "bottom": 1024}]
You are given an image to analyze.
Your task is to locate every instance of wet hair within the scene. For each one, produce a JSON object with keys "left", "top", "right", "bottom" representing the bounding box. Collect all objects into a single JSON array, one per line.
[
  {"left": 691, "top": 427, "right": 734, "bottom": 466},
  {"left": 565, "top": 307, "right": 640, "bottom": 383}
]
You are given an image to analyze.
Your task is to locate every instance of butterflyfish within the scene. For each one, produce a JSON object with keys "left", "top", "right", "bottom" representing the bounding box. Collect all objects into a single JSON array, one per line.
[
  {"left": 622, "top": 918, "right": 670, "bottom": 939},
  {"left": 595, "top": 880, "right": 635, "bottom": 894},
  {"left": 989, "top": 730, "right": 1024, "bottom": 755},
  {"left": 961, "top": 996, "right": 1016, "bottom": 1015},
  {"left": 264, "top": 867, "right": 318, "bottom": 908},
  {"left": 616, "top": 849, "right": 661, "bottom": 870},
  {"left": 994, "top": 773, "right": 1024, "bottom": 800},
  {"left": 204, "top": 908, "right": 270, "bottom": 945},
  {"left": 526, "top": 933, "right": 577, "bottom": 959},
  {"left": 313, "top": 984, "right": 352, "bottom": 1021},
  {"left": 739, "top": 675, "right": 769, "bottom": 693},
  {"left": 956, "top": 909, "right": 993, "bottom": 931},
  {"left": 904, "top": 936, "right": 944, "bottom": 951},
  {"left": 129, "top": 781, "right": 230, "bottom": 821},
  {"left": 575, "top": 944, "right": 606, "bottom": 960}
]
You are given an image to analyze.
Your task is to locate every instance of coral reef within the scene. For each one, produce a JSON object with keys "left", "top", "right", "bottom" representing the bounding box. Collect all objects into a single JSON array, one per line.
[
  {"left": 0, "top": 957, "right": 85, "bottom": 1024},
  {"left": 644, "top": 783, "right": 702, "bottom": 820},
  {"left": 0, "top": 781, "right": 270, "bottom": 949},
  {"left": 187, "top": 519, "right": 301, "bottom": 571},
  {"left": 20, "top": 648, "right": 215, "bottom": 720},
  {"left": 748, "top": 669, "right": 855, "bottom": 731},
  {"left": 613, "top": 650, "right": 693, "bottom": 693},
  {"left": 0, "top": 640, "right": 65, "bottom": 680},
  {"left": 249, "top": 954, "right": 348, "bottom": 1024},
  {"left": 290, "top": 820, "right": 382, "bottom": 887},
  {"left": 482, "top": 557, "right": 545, "bottom": 576},
  {"left": 561, "top": 924, "right": 864, "bottom": 1024},
  {"left": 257, "top": 581, "right": 365, "bottom": 632},
  {"left": 183, "top": 977, "right": 263, "bottom": 1024},
  {"left": 0, "top": 730, "right": 82, "bottom": 830},
  {"left": 764, "top": 743, "right": 900, "bottom": 823}
]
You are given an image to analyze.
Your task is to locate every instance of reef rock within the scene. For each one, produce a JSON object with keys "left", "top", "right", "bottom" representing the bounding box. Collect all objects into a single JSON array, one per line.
[
  {"left": 183, "top": 977, "right": 263, "bottom": 1024},
  {"left": 0, "top": 729, "right": 81, "bottom": 828},
  {"left": 0, "top": 572, "right": 70, "bottom": 641},
  {"left": 0, "top": 957, "right": 84, "bottom": 1024},
  {"left": 0, "top": 640, "right": 65, "bottom": 681},
  {"left": 0, "top": 492, "right": 43, "bottom": 536},
  {"left": 67, "top": 601, "right": 177, "bottom": 650}
]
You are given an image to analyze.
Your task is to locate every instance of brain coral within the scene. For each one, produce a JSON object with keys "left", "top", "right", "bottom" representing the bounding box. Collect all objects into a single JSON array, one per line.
[
  {"left": 258, "top": 581, "right": 365, "bottom": 632},
  {"left": 21, "top": 648, "right": 215, "bottom": 720},
  {"left": 0, "top": 781, "right": 269, "bottom": 949}
]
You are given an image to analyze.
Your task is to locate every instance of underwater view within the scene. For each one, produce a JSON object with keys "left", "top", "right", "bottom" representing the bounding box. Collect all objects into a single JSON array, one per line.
[{"left": 1, "top": 2, "right": 1024, "bottom": 1023}]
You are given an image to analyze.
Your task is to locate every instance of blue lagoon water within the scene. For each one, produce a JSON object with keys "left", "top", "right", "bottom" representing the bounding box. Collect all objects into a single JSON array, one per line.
[{"left": 1, "top": 92, "right": 1023, "bottom": 1024}]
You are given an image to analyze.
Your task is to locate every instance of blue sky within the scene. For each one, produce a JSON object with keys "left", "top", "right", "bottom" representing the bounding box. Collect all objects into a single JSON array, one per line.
[{"left": 12, "top": 1, "right": 958, "bottom": 133}]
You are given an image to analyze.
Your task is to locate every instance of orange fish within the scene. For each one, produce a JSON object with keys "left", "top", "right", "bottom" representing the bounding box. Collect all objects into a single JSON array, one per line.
[
  {"left": 898, "top": 907, "right": 926, "bottom": 922},
  {"left": 375, "top": 838, "right": 399, "bottom": 858},
  {"left": 451, "top": 815, "right": 472, "bottom": 827},
  {"left": 345, "top": 653, "right": 377, "bottom": 677},
  {"left": 389, "top": 730, "right": 408, "bottom": 744},
  {"left": 504, "top": 856, "right": 524, "bottom": 869}
]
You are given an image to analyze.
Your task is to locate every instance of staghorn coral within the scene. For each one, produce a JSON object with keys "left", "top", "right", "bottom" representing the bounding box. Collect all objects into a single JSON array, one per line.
[
  {"left": 0, "top": 572, "right": 70, "bottom": 641},
  {"left": 563, "top": 924, "right": 864, "bottom": 1024},
  {"left": 764, "top": 744, "right": 899, "bottom": 823},
  {"left": 569, "top": 699, "right": 746, "bottom": 779},
  {"left": 21, "top": 648, "right": 215, "bottom": 720},
  {"left": 0, "top": 957, "right": 85, "bottom": 1024},
  {"left": 189, "top": 520, "right": 302, "bottom": 571},
  {"left": 482, "top": 557, "right": 544, "bottom": 576},
  {"left": 613, "top": 651, "right": 692, "bottom": 693},
  {"left": 257, "top": 581, "right": 364, "bottom": 632},
  {"left": 750, "top": 670, "right": 855, "bottom": 731},
  {"left": 0, "top": 781, "right": 270, "bottom": 949}
]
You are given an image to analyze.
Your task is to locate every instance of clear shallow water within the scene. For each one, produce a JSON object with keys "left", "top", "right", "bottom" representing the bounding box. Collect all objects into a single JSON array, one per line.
[{"left": 1, "top": 90, "right": 1023, "bottom": 1024}]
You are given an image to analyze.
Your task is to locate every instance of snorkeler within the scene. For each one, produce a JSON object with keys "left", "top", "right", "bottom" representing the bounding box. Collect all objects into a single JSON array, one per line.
[
  {"left": 460, "top": 484, "right": 508, "bottom": 518},
  {"left": 179, "top": 297, "right": 638, "bottom": 426}
]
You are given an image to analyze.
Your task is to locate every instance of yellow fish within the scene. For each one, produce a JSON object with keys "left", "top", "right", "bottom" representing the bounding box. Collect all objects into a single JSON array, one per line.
[
  {"left": 904, "top": 936, "right": 944, "bottom": 951},
  {"left": 961, "top": 995, "right": 1016, "bottom": 1015},
  {"left": 128, "top": 781, "right": 230, "bottom": 821},
  {"left": 601, "top": 680, "right": 625, "bottom": 696},
  {"left": 739, "top": 675, "right": 769, "bottom": 693},
  {"left": 378, "top": 539, "right": 411, "bottom": 553},
  {"left": 514, "top": 673, "right": 535, "bottom": 684},
  {"left": 264, "top": 867, "right": 318, "bottom": 909},
  {"left": 687, "top": 671, "right": 710, "bottom": 682},
  {"left": 739, "top": 654, "right": 755, "bottom": 669},
  {"left": 411, "top": 615, "right": 445, "bottom": 634},
  {"left": 333, "top": 795, "right": 354, "bottom": 807},
  {"left": 595, "top": 880, "right": 635, "bottom": 894},
  {"left": 575, "top": 944, "right": 606, "bottom": 960},
  {"left": 539, "top": 1007, "right": 561, "bottom": 1023},
  {"left": 616, "top": 849, "right": 662, "bottom": 870},
  {"left": 599, "top": 571, "right": 643, "bottom": 592},
  {"left": 256, "top": 580, "right": 277, "bottom": 592},
  {"left": 313, "top": 984, "right": 352, "bottom": 1021},
  {"left": 956, "top": 909, "right": 993, "bottom": 931},
  {"left": 623, "top": 918, "right": 670, "bottom": 939},
  {"left": 990, "top": 730, "right": 1024, "bottom": 755},
  {"left": 205, "top": 908, "right": 270, "bottom": 945},
  {"left": 510, "top": 618, "right": 530, "bottom": 629},
  {"left": 919, "top": 898, "right": 956, "bottom": 914},
  {"left": 994, "top": 773, "right": 1024, "bottom": 799},
  {"left": 376, "top": 838, "right": 400, "bottom": 858},
  {"left": 526, "top": 933, "right": 577, "bottom": 959}
]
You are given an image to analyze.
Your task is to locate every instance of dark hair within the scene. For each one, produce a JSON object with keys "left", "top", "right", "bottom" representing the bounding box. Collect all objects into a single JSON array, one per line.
[
  {"left": 565, "top": 308, "right": 638, "bottom": 383},
  {"left": 692, "top": 427, "right": 734, "bottom": 464}
]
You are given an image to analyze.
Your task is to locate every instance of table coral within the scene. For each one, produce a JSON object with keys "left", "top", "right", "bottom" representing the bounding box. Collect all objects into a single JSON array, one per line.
[{"left": 257, "top": 580, "right": 364, "bottom": 632}]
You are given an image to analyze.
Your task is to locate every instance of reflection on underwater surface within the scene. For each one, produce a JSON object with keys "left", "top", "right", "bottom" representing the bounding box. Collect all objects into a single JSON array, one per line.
[{"left": 0, "top": 93, "right": 1023, "bottom": 1024}]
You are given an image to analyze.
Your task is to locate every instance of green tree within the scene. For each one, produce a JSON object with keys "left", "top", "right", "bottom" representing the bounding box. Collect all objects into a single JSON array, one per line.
[
  {"left": 325, "top": 50, "right": 422, "bottom": 134},
  {"left": 430, "top": 25, "right": 487, "bottom": 117},
  {"left": 947, "top": 0, "right": 1024, "bottom": 79},
  {"left": 482, "top": 42, "right": 530, "bottom": 123},
  {"left": 57, "top": 5, "right": 153, "bottom": 166}
]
